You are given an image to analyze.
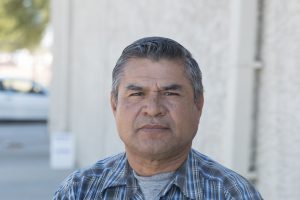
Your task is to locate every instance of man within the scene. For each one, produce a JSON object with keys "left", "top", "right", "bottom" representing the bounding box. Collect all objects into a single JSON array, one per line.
[{"left": 53, "top": 37, "right": 263, "bottom": 200}]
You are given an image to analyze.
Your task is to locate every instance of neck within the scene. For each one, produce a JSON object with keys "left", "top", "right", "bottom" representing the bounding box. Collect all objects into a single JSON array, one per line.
[{"left": 126, "top": 147, "right": 191, "bottom": 176}]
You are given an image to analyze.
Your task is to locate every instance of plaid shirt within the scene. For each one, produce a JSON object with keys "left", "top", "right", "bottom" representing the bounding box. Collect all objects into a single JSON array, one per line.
[{"left": 53, "top": 149, "right": 263, "bottom": 200}]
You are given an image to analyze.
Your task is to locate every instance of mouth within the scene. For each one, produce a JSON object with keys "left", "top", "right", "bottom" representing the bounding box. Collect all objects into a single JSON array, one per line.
[{"left": 138, "top": 124, "right": 169, "bottom": 132}]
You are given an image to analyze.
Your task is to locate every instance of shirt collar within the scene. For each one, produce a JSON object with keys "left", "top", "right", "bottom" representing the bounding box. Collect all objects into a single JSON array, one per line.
[
  {"left": 101, "top": 153, "right": 139, "bottom": 196},
  {"left": 101, "top": 150, "right": 204, "bottom": 199},
  {"left": 171, "top": 150, "right": 204, "bottom": 199}
]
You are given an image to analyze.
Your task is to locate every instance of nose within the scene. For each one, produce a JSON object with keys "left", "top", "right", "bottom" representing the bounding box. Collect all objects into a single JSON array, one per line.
[{"left": 142, "top": 93, "right": 167, "bottom": 117}]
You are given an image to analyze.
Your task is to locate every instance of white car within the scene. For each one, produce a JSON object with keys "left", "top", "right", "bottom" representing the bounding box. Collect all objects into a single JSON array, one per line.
[{"left": 0, "top": 78, "right": 49, "bottom": 121}]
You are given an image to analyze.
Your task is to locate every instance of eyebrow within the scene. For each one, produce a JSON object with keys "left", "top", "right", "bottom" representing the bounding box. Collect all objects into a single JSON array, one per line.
[
  {"left": 161, "top": 84, "right": 182, "bottom": 91},
  {"left": 126, "top": 84, "right": 143, "bottom": 91},
  {"left": 125, "top": 84, "right": 182, "bottom": 91}
]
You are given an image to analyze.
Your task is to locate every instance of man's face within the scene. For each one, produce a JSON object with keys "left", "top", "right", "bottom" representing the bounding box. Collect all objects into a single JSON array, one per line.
[{"left": 111, "top": 58, "right": 204, "bottom": 159}]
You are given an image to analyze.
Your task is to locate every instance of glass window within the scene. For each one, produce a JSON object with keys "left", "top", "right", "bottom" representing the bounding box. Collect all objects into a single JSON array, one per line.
[
  {"left": 0, "top": 79, "right": 46, "bottom": 94},
  {"left": 0, "top": 81, "right": 4, "bottom": 91}
]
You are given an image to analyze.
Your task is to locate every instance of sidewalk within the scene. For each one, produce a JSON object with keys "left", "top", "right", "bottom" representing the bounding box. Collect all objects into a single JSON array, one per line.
[{"left": 0, "top": 122, "right": 72, "bottom": 200}]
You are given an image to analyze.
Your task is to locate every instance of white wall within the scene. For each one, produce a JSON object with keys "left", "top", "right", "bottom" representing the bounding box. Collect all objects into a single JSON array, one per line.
[
  {"left": 51, "top": 0, "right": 236, "bottom": 168},
  {"left": 50, "top": 1, "right": 300, "bottom": 199},
  {"left": 256, "top": 0, "right": 300, "bottom": 199}
]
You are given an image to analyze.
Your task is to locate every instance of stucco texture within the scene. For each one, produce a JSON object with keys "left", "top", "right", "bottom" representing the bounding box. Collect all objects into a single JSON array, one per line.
[
  {"left": 256, "top": 0, "right": 300, "bottom": 199},
  {"left": 66, "top": 0, "right": 231, "bottom": 166}
]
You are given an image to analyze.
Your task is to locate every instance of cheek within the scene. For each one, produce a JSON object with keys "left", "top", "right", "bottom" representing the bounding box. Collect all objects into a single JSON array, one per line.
[
  {"left": 170, "top": 104, "right": 200, "bottom": 130},
  {"left": 115, "top": 101, "right": 141, "bottom": 130}
]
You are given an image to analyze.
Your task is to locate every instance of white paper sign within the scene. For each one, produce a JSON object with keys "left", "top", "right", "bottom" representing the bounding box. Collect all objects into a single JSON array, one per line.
[{"left": 50, "top": 132, "right": 75, "bottom": 169}]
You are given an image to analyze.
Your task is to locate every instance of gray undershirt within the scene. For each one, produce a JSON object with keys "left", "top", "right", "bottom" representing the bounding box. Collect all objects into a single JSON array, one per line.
[{"left": 134, "top": 171, "right": 175, "bottom": 200}]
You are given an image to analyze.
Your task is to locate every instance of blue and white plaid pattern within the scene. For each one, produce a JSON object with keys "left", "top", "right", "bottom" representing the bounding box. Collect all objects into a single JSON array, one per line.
[{"left": 53, "top": 149, "right": 263, "bottom": 199}]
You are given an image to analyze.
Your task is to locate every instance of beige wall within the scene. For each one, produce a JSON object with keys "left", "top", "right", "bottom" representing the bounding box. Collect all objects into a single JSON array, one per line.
[
  {"left": 256, "top": 0, "right": 300, "bottom": 198},
  {"left": 50, "top": 0, "right": 300, "bottom": 199},
  {"left": 51, "top": 0, "right": 234, "bottom": 166}
]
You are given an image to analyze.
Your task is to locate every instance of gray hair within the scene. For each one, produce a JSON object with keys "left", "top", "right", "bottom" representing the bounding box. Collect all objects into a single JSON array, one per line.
[{"left": 112, "top": 37, "right": 203, "bottom": 102}]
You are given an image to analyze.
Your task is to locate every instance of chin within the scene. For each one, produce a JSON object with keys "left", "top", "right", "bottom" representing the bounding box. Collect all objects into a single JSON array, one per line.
[{"left": 138, "top": 144, "right": 174, "bottom": 157}]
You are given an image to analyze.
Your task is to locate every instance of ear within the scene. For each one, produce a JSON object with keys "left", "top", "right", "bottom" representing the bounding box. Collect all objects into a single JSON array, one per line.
[
  {"left": 110, "top": 93, "right": 117, "bottom": 117},
  {"left": 195, "top": 95, "right": 204, "bottom": 114}
]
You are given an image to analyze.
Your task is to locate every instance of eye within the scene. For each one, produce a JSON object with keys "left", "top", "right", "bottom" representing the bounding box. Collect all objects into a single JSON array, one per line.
[
  {"left": 129, "top": 92, "right": 144, "bottom": 96},
  {"left": 164, "top": 92, "right": 179, "bottom": 96}
]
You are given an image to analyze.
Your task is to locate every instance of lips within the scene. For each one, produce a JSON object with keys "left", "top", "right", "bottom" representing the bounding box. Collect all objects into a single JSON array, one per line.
[{"left": 138, "top": 124, "right": 169, "bottom": 131}]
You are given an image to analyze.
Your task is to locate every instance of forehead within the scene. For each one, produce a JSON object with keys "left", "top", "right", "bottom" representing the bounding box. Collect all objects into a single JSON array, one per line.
[{"left": 120, "top": 58, "right": 189, "bottom": 86}]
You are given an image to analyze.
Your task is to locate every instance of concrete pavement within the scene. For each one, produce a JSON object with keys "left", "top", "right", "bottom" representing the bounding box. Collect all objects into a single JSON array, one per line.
[{"left": 0, "top": 122, "right": 72, "bottom": 200}]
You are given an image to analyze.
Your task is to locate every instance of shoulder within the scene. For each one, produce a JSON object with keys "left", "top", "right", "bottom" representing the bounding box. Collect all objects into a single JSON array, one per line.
[
  {"left": 74, "top": 153, "right": 126, "bottom": 179},
  {"left": 53, "top": 153, "right": 126, "bottom": 199},
  {"left": 190, "top": 149, "right": 263, "bottom": 199}
]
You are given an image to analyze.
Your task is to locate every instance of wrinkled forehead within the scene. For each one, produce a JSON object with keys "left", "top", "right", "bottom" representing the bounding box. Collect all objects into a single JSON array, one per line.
[
  {"left": 123, "top": 58, "right": 186, "bottom": 78},
  {"left": 123, "top": 56, "right": 185, "bottom": 68},
  {"left": 118, "top": 58, "right": 192, "bottom": 90}
]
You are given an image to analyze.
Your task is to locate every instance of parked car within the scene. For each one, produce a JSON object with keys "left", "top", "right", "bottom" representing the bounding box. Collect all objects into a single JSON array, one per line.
[{"left": 0, "top": 77, "right": 49, "bottom": 121}]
